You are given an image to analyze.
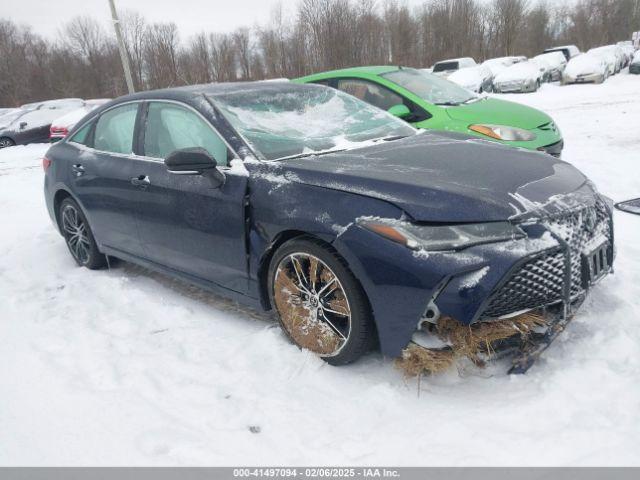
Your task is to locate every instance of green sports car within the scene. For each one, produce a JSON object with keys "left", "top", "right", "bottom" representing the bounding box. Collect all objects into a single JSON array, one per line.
[{"left": 294, "top": 66, "right": 563, "bottom": 156}]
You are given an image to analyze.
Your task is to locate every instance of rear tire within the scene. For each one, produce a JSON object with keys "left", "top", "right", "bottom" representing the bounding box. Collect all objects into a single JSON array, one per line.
[
  {"left": 0, "top": 137, "right": 15, "bottom": 149},
  {"left": 59, "top": 198, "right": 107, "bottom": 269},
  {"left": 268, "top": 237, "right": 375, "bottom": 366}
]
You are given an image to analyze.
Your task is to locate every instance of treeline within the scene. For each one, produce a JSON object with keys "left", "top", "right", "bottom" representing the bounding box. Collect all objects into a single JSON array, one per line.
[{"left": 1, "top": 0, "right": 639, "bottom": 106}]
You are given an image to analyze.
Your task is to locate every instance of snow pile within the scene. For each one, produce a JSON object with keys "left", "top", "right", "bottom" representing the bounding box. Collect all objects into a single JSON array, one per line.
[{"left": 1, "top": 75, "right": 640, "bottom": 466}]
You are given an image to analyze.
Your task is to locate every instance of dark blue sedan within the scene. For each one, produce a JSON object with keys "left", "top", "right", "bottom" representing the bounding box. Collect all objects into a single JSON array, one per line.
[{"left": 43, "top": 82, "right": 614, "bottom": 373}]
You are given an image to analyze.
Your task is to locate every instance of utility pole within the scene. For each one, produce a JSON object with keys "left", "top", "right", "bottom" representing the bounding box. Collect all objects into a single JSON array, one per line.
[{"left": 108, "top": 0, "right": 135, "bottom": 94}]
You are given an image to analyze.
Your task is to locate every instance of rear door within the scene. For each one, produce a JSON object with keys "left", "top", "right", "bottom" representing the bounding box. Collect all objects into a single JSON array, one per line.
[
  {"left": 131, "top": 100, "right": 249, "bottom": 294},
  {"left": 67, "top": 102, "right": 145, "bottom": 257}
]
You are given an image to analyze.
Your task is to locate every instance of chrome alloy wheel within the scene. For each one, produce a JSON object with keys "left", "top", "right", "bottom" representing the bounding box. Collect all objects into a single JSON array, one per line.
[
  {"left": 61, "top": 204, "right": 91, "bottom": 265},
  {"left": 273, "top": 253, "right": 352, "bottom": 357}
]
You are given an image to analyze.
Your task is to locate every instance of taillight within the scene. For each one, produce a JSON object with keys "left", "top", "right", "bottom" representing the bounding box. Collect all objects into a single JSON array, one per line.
[
  {"left": 42, "top": 157, "right": 52, "bottom": 171},
  {"left": 49, "top": 126, "right": 68, "bottom": 138}
]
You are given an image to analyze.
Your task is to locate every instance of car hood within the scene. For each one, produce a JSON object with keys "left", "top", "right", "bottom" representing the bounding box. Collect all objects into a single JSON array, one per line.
[
  {"left": 445, "top": 97, "right": 551, "bottom": 130},
  {"left": 264, "top": 132, "right": 590, "bottom": 223}
]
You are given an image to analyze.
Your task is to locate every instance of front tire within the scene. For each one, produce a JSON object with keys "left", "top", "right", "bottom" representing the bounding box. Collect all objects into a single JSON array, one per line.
[
  {"left": 268, "top": 237, "right": 375, "bottom": 365},
  {"left": 59, "top": 198, "right": 107, "bottom": 269}
]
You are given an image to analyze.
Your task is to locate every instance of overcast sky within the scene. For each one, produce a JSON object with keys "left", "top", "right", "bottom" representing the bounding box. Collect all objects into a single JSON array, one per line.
[{"left": 9, "top": 0, "right": 428, "bottom": 40}]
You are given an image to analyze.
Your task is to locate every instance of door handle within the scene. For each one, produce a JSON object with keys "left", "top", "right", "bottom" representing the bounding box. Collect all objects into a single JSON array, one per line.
[{"left": 131, "top": 175, "right": 150, "bottom": 187}]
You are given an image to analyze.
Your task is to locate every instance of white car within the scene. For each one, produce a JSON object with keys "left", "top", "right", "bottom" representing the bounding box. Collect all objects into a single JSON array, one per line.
[
  {"left": 562, "top": 54, "right": 609, "bottom": 84},
  {"left": 431, "top": 57, "right": 477, "bottom": 77},
  {"left": 493, "top": 61, "right": 544, "bottom": 93},
  {"left": 530, "top": 56, "right": 555, "bottom": 83},
  {"left": 588, "top": 45, "right": 622, "bottom": 75},
  {"left": 533, "top": 52, "right": 567, "bottom": 81},
  {"left": 447, "top": 65, "right": 493, "bottom": 93},
  {"left": 617, "top": 41, "right": 636, "bottom": 65},
  {"left": 481, "top": 56, "right": 524, "bottom": 77},
  {"left": 49, "top": 99, "right": 111, "bottom": 141}
]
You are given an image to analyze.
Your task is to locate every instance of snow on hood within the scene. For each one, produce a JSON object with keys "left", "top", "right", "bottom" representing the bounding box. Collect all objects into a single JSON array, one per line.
[
  {"left": 494, "top": 62, "right": 540, "bottom": 83},
  {"left": 534, "top": 52, "right": 566, "bottom": 69},
  {"left": 531, "top": 56, "right": 552, "bottom": 72},
  {"left": 265, "top": 131, "right": 591, "bottom": 223},
  {"left": 448, "top": 67, "right": 483, "bottom": 89},
  {"left": 565, "top": 54, "right": 605, "bottom": 77},
  {"left": 482, "top": 58, "right": 510, "bottom": 76}
]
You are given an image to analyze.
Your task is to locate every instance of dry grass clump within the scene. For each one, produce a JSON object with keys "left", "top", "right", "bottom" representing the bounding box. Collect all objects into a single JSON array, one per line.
[
  {"left": 396, "top": 344, "right": 456, "bottom": 377},
  {"left": 273, "top": 271, "right": 340, "bottom": 355},
  {"left": 396, "top": 312, "right": 547, "bottom": 377}
]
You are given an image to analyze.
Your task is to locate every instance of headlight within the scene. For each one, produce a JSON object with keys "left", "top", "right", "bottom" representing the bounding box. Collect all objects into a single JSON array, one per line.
[
  {"left": 469, "top": 124, "right": 537, "bottom": 141},
  {"left": 359, "top": 219, "right": 525, "bottom": 252}
]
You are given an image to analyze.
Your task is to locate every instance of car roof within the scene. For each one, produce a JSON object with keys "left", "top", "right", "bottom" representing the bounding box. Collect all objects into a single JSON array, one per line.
[
  {"left": 296, "top": 65, "right": 401, "bottom": 80},
  {"left": 106, "top": 80, "right": 322, "bottom": 105}
]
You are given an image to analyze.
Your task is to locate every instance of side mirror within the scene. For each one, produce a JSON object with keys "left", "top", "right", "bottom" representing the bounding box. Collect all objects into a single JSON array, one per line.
[
  {"left": 615, "top": 198, "right": 640, "bottom": 215},
  {"left": 19, "top": 122, "right": 27, "bottom": 130},
  {"left": 387, "top": 104, "right": 411, "bottom": 119},
  {"left": 165, "top": 147, "right": 216, "bottom": 174},
  {"left": 164, "top": 147, "right": 225, "bottom": 188}
]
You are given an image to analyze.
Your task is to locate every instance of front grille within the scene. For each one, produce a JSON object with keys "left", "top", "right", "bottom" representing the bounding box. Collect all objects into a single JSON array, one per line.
[
  {"left": 481, "top": 198, "right": 612, "bottom": 319},
  {"left": 481, "top": 249, "right": 566, "bottom": 318},
  {"left": 497, "top": 81, "right": 522, "bottom": 91}
]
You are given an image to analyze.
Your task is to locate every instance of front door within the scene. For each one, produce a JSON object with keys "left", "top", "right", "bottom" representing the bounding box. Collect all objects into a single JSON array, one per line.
[{"left": 131, "top": 101, "right": 249, "bottom": 294}]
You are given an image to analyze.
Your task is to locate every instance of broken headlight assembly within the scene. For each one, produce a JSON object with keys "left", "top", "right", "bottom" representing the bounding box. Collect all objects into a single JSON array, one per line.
[{"left": 359, "top": 219, "right": 526, "bottom": 252}]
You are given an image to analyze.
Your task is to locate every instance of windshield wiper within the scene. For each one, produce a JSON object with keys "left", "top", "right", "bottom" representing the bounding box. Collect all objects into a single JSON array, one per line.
[
  {"left": 375, "top": 135, "right": 409, "bottom": 142},
  {"left": 435, "top": 101, "right": 461, "bottom": 106},
  {"left": 277, "top": 148, "right": 348, "bottom": 161}
]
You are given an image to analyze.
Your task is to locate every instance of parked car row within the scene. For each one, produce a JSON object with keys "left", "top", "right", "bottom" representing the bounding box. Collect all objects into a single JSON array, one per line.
[
  {"left": 429, "top": 41, "right": 638, "bottom": 94},
  {"left": 0, "top": 98, "right": 111, "bottom": 149}
]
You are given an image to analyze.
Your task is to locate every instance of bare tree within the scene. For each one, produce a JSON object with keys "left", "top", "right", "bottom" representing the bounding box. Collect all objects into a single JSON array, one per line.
[
  {"left": 2, "top": 0, "right": 640, "bottom": 106},
  {"left": 120, "top": 10, "right": 147, "bottom": 89},
  {"left": 144, "top": 22, "right": 180, "bottom": 89}
]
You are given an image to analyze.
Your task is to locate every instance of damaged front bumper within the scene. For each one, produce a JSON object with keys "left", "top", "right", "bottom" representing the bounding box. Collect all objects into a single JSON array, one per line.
[{"left": 334, "top": 193, "right": 614, "bottom": 373}]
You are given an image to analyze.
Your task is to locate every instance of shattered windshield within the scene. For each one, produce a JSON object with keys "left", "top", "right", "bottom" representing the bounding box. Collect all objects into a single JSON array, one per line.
[
  {"left": 210, "top": 84, "right": 415, "bottom": 161},
  {"left": 382, "top": 68, "right": 477, "bottom": 105}
]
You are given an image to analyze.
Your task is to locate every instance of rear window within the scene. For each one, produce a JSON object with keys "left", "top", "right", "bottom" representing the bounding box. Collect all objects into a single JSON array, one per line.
[
  {"left": 69, "top": 122, "right": 93, "bottom": 146},
  {"left": 433, "top": 61, "right": 459, "bottom": 73},
  {"left": 94, "top": 103, "right": 138, "bottom": 155},
  {"left": 544, "top": 48, "right": 570, "bottom": 61}
]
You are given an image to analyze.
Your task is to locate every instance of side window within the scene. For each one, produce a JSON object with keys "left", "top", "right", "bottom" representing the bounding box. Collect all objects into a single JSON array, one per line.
[
  {"left": 143, "top": 102, "right": 229, "bottom": 166},
  {"left": 336, "top": 79, "right": 404, "bottom": 111},
  {"left": 69, "top": 122, "right": 93, "bottom": 146},
  {"left": 94, "top": 103, "right": 138, "bottom": 154}
]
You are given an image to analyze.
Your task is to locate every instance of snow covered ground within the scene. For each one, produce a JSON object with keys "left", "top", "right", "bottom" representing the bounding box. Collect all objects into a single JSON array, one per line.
[{"left": 1, "top": 73, "right": 639, "bottom": 466}]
